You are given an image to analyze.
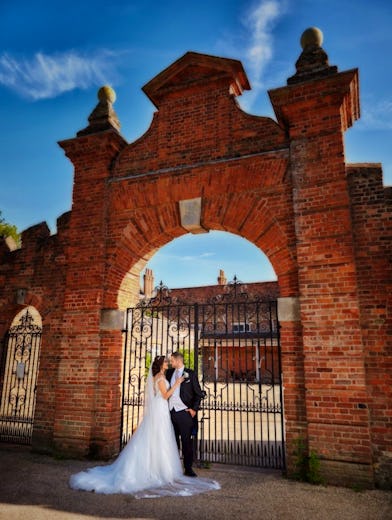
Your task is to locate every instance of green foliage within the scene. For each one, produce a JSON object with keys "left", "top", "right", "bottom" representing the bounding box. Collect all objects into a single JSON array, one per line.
[
  {"left": 307, "top": 450, "right": 324, "bottom": 485},
  {"left": 144, "top": 347, "right": 195, "bottom": 378},
  {"left": 179, "top": 348, "right": 195, "bottom": 370},
  {"left": 145, "top": 352, "right": 152, "bottom": 377},
  {"left": 143, "top": 309, "right": 159, "bottom": 318},
  {"left": 292, "top": 436, "right": 308, "bottom": 481},
  {"left": 143, "top": 348, "right": 196, "bottom": 379},
  {"left": 0, "top": 211, "right": 21, "bottom": 246},
  {"left": 52, "top": 451, "right": 65, "bottom": 460},
  {"left": 292, "top": 437, "right": 324, "bottom": 485}
]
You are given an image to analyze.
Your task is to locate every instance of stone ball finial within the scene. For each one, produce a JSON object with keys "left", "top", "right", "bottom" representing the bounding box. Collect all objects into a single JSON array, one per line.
[
  {"left": 300, "top": 27, "right": 323, "bottom": 49},
  {"left": 97, "top": 85, "right": 116, "bottom": 104}
]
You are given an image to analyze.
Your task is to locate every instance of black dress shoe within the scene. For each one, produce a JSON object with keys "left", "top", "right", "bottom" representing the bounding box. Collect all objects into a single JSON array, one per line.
[{"left": 184, "top": 469, "right": 197, "bottom": 477}]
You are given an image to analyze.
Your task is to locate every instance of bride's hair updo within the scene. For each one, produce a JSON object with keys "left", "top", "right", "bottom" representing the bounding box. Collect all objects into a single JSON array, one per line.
[{"left": 151, "top": 356, "right": 166, "bottom": 376}]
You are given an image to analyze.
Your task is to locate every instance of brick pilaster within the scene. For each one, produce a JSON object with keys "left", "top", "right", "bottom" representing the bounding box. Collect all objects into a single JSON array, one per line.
[
  {"left": 54, "top": 129, "right": 127, "bottom": 455},
  {"left": 270, "top": 49, "right": 374, "bottom": 485}
]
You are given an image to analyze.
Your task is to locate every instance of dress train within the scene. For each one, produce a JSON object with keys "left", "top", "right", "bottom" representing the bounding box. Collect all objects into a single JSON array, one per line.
[{"left": 69, "top": 375, "right": 220, "bottom": 498}]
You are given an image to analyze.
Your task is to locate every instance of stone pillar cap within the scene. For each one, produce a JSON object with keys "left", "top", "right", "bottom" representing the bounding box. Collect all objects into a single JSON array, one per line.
[
  {"left": 288, "top": 27, "right": 337, "bottom": 85},
  {"left": 77, "top": 85, "right": 121, "bottom": 137}
]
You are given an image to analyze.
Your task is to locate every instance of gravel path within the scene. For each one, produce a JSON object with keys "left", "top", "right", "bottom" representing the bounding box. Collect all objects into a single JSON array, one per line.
[{"left": 0, "top": 445, "right": 391, "bottom": 520}]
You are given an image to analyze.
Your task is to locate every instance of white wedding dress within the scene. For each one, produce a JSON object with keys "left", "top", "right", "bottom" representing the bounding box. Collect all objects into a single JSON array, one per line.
[{"left": 69, "top": 372, "right": 220, "bottom": 498}]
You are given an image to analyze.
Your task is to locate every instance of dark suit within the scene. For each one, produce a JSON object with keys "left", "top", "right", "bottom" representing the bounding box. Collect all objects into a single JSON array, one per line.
[{"left": 166, "top": 367, "right": 203, "bottom": 472}]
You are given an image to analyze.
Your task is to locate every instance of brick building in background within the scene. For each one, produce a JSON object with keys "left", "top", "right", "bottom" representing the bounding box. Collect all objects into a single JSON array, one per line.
[
  {"left": 0, "top": 28, "right": 391, "bottom": 488},
  {"left": 141, "top": 268, "right": 278, "bottom": 305},
  {"left": 141, "top": 268, "right": 280, "bottom": 383}
]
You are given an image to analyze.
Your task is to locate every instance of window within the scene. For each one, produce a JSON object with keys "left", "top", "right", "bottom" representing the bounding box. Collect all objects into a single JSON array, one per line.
[{"left": 232, "top": 322, "right": 251, "bottom": 333}]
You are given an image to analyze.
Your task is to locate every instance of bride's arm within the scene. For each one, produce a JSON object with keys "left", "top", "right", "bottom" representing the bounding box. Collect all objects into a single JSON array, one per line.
[{"left": 157, "top": 377, "right": 184, "bottom": 400}]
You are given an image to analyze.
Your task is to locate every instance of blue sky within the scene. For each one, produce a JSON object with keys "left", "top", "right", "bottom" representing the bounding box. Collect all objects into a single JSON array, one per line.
[{"left": 1, "top": 0, "right": 391, "bottom": 288}]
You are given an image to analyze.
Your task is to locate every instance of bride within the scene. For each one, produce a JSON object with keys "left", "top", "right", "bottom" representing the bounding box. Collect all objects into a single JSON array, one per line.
[{"left": 69, "top": 356, "right": 220, "bottom": 498}]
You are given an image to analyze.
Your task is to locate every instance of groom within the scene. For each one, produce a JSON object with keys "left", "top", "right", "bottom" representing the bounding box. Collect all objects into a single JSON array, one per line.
[{"left": 166, "top": 351, "right": 204, "bottom": 477}]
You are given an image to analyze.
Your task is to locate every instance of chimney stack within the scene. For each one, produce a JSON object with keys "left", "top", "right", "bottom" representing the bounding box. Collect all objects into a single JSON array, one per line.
[
  {"left": 217, "top": 269, "right": 227, "bottom": 286},
  {"left": 143, "top": 268, "right": 154, "bottom": 298}
]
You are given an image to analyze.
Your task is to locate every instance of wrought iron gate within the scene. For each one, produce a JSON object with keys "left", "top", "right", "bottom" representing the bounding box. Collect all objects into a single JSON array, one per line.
[
  {"left": 0, "top": 310, "right": 42, "bottom": 444},
  {"left": 121, "top": 283, "right": 285, "bottom": 469}
]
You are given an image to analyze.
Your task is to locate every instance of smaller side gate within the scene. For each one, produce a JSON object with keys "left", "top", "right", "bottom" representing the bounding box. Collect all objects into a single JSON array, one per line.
[{"left": 0, "top": 310, "right": 42, "bottom": 444}]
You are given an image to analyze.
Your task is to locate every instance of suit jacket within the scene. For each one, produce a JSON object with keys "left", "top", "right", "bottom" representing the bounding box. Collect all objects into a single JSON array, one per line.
[{"left": 166, "top": 367, "right": 204, "bottom": 412}]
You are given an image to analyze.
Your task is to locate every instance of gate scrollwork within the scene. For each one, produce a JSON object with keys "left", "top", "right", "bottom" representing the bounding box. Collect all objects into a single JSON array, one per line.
[{"left": 0, "top": 309, "right": 42, "bottom": 444}]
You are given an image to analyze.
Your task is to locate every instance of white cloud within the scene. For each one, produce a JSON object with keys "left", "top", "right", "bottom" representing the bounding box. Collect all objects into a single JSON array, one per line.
[
  {"left": 240, "top": 0, "right": 285, "bottom": 110},
  {"left": 358, "top": 98, "right": 392, "bottom": 131},
  {"left": 0, "top": 50, "right": 119, "bottom": 100},
  {"left": 178, "top": 252, "right": 215, "bottom": 262}
]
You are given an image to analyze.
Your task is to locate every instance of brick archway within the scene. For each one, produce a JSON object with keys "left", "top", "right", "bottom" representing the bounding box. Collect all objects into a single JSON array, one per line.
[
  {"left": 95, "top": 180, "right": 303, "bottom": 463},
  {"left": 53, "top": 49, "right": 382, "bottom": 486},
  {"left": 1, "top": 32, "right": 390, "bottom": 488},
  {"left": 108, "top": 163, "right": 297, "bottom": 311}
]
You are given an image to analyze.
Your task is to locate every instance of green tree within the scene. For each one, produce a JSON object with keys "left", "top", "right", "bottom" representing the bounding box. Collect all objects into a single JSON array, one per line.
[{"left": 0, "top": 211, "right": 20, "bottom": 246}]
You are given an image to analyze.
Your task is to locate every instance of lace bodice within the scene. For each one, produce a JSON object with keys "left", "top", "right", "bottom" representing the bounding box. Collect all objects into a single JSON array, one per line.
[{"left": 154, "top": 376, "right": 169, "bottom": 396}]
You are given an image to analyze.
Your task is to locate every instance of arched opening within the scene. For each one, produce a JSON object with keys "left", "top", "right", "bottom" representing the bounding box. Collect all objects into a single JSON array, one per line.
[
  {"left": 101, "top": 179, "right": 298, "bottom": 464},
  {"left": 117, "top": 230, "right": 279, "bottom": 310},
  {"left": 119, "top": 233, "right": 284, "bottom": 469},
  {"left": 141, "top": 230, "right": 277, "bottom": 292},
  {"left": 0, "top": 306, "right": 42, "bottom": 444}
]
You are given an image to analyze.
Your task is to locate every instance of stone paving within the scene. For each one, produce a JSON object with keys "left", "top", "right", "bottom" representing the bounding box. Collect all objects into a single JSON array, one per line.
[{"left": 0, "top": 445, "right": 391, "bottom": 520}]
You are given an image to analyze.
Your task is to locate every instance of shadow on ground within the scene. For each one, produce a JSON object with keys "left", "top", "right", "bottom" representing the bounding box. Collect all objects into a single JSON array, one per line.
[{"left": 0, "top": 445, "right": 391, "bottom": 520}]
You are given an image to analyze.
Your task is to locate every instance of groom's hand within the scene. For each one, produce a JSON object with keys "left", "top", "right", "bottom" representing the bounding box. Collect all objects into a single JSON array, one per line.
[{"left": 186, "top": 408, "right": 196, "bottom": 418}]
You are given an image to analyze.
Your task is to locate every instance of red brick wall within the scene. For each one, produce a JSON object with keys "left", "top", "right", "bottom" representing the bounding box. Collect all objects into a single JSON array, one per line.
[
  {"left": 0, "top": 214, "right": 70, "bottom": 451},
  {"left": 347, "top": 164, "right": 392, "bottom": 487}
]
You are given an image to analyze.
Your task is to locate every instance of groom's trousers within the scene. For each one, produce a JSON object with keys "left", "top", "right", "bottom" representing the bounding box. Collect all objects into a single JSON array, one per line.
[{"left": 170, "top": 409, "right": 194, "bottom": 471}]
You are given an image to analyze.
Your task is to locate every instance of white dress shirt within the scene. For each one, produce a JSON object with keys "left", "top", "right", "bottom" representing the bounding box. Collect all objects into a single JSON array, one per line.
[{"left": 169, "top": 366, "right": 187, "bottom": 411}]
